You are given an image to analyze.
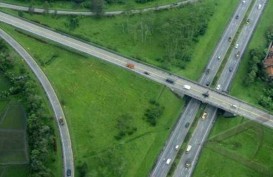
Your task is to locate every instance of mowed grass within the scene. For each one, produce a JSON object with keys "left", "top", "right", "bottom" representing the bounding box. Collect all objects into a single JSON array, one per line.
[
  {"left": 0, "top": 103, "right": 26, "bottom": 129},
  {"left": 0, "top": 0, "right": 182, "bottom": 11},
  {"left": 0, "top": 24, "right": 184, "bottom": 176},
  {"left": 0, "top": 0, "right": 238, "bottom": 80},
  {"left": 193, "top": 116, "right": 273, "bottom": 177}
]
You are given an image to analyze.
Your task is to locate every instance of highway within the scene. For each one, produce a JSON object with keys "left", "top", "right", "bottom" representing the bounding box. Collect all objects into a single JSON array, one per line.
[
  {"left": 0, "top": 11, "right": 272, "bottom": 124},
  {"left": 0, "top": 0, "right": 198, "bottom": 16},
  {"left": 173, "top": 0, "right": 267, "bottom": 176},
  {"left": 150, "top": 0, "right": 252, "bottom": 176},
  {"left": 0, "top": 29, "right": 74, "bottom": 177},
  {"left": 0, "top": 7, "right": 272, "bottom": 177}
]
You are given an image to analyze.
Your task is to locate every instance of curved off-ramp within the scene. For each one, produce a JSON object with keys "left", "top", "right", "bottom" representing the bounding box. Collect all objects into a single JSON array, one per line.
[
  {"left": 0, "top": 29, "right": 74, "bottom": 177},
  {"left": 0, "top": 0, "right": 198, "bottom": 16}
]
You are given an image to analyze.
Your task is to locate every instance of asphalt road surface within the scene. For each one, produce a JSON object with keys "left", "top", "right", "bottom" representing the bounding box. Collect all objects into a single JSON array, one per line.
[
  {"left": 150, "top": 0, "right": 252, "bottom": 176},
  {"left": 173, "top": 0, "right": 268, "bottom": 176},
  {"left": 0, "top": 29, "right": 74, "bottom": 177},
  {"left": 0, "top": 11, "right": 271, "bottom": 124},
  {"left": 0, "top": 0, "right": 198, "bottom": 16}
]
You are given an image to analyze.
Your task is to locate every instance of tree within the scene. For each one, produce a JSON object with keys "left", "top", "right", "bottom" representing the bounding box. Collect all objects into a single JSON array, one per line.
[{"left": 91, "top": 0, "right": 104, "bottom": 17}]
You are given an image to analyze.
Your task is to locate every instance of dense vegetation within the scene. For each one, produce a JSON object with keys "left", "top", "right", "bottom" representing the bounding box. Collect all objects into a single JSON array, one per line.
[
  {"left": 243, "top": 26, "right": 273, "bottom": 111},
  {"left": 0, "top": 39, "right": 58, "bottom": 177}
]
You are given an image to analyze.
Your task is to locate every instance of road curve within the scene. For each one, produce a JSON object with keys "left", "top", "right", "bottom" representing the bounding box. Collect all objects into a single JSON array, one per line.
[
  {"left": 0, "top": 29, "right": 74, "bottom": 177},
  {"left": 0, "top": 0, "right": 198, "bottom": 16}
]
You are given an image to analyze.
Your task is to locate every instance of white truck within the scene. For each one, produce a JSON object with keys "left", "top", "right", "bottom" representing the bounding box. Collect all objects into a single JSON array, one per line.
[
  {"left": 186, "top": 145, "right": 192, "bottom": 153},
  {"left": 183, "top": 85, "right": 191, "bottom": 90}
]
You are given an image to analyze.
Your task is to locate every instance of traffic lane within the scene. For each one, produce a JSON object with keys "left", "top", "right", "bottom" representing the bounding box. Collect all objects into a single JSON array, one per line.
[
  {"left": 0, "top": 29, "right": 74, "bottom": 177},
  {"left": 174, "top": 106, "right": 217, "bottom": 177},
  {"left": 150, "top": 99, "right": 201, "bottom": 177}
]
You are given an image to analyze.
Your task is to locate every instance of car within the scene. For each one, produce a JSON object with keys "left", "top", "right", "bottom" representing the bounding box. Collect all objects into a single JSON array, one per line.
[
  {"left": 185, "top": 160, "right": 191, "bottom": 168},
  {"left": 229, "top": 66, "right": 233, "bottom": 72},
  {"left": 216, "top": 84, "right": 221, "bottom": 90},
  {"left": 166, "top": 78, "right": 174, "bottom": 84},
  {"left": 235, "top": 51, "right": 240, "bottom": 58},
  {"left": 205, "top": 81, "right": 210, "bottom": 86},
  {"left": 228, "top": 37, "right": 232, "bottom": 42},
  {"left": 185, "top": 122, "right": 190, "bottom": 128},
  {"left": 202, "top": 91, "right": 209, "bottom": 98},
  {"left": 242, "top": 0, "right": 246, "bottom": 4},
  {"left": 246, "top": 18, "right": 250, "bottom": 24},
  {"left": 201, "top": 112, "right": 208, "bottom": 120},
  {"left": 235, "top": 15, "right": 239, "bottom": 19},
  {"left": 217, "top": 56, "right": 221, "bottom": 60},
  {"left": 231, "top": 104, "right": 238, "bottom": 109},
  {"left": 206, "top": 68, "right": 210, "bottom": 74},
  {"left": 258, "top": 4, "right": 262, "bottom": 9},
  {"left": 183, "top": 85, "right": 191, "bottom": 90},
  {"left": 59, "top": 117, "right": 64, "bottom": 125},
  {"left": 235, "top": 43, "right": 239, "bottom": 49},
  {"left": 66, "top": 169, "right": 71, "bottom": 176},
  {"left": 175, "top": 145, "right": 179, "bottom": 150},
  {"left": 144, "top": 71, "right": 150, "bottom": 75},
  {"left": 166, "top": 158, "right": 171, "bottom": 165}
]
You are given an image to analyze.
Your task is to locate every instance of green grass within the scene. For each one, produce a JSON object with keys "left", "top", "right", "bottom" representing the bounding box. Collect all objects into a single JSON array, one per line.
[
  {"left": 193, "top": 1, "right": 273, "bottom": 176},
  {"left": 0, "top": 0, "right": 184, "bottom": 11},
  {"left": 193, "top": 116, "right": 273, "bottom": 177},
  {"left": 0, "top": 0, "right": 238, "bottom": 81},
  {"left": 0, "top": 24, "right": 185, "bottom": 176},
  {"left": 0, "top": 165, "right": 29, "bottom": 177},
  {"left": 0, "top": 103, "right": 26, "bottom": 129}
]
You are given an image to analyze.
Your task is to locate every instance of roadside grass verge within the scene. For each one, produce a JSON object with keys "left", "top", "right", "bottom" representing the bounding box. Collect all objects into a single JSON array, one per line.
[
  {"left": 0, "top": 0, "right": 182, "bottom": 11},
  {"left": 0, "top": 24, "right": 185, "bottom": 177},
  {"left": 0, "top": 0, "right": 238, "bottom": 81}
]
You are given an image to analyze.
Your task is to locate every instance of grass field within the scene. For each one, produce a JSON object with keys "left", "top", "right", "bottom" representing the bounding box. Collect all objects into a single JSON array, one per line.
[
  {"left": 0, "top": 24, "right": 185, "bottom": 176},
  {"left": 193, "top": 1, "right": 273, "bottom": 176},
  {"left": 0, "top": 0, "right": 183, "bottom": 11},
  {"left": 0, "top": 0, "right": 238, "bottom": 80}
]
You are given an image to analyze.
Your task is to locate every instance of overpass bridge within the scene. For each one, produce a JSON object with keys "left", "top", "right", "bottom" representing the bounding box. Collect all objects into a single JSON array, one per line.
[{"left": 0, "top": 12, "right": 272, "bottom": 128}]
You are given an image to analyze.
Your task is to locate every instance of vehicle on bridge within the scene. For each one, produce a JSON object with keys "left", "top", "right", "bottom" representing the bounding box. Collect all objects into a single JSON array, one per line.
[
  {"left": 166, "top": 158, "right": 171, "bottom": 165},
  {"left": 126, "top": 63, "right": 135, "bottom": 69},
  {"left": 183, "top": 85, "right": 191, "bottom": 90},
  {"left": 166, "top": 78, "right": 175, "bottom": 84}
]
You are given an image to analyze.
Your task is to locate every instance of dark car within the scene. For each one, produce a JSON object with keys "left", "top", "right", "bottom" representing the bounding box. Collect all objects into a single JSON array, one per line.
[
  {"left": 67, "top": 169, "right": 71, "bottom": 176},
  {"left": 235, "top": 15, "right": 239, "bottom": 19},
  {"left": 185, "top": 122, "right": 190, "bottom": 128},
  {"left": 205, "top": 81, "right": 210, "bottom": 86},
  {"left": 144, "top": 71, "right": 150, "bottom": 75},
  {"left": 229, "top": 66, "right": 233, "bottom": 72},
  {"left": 206, "top": 68, "right": 210, "bottom": 74},
  {"left": 166, "top": 78, "right": 174, "bottom": 84}
]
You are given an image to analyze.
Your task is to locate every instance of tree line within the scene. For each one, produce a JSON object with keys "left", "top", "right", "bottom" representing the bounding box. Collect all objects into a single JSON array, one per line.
[{"left": 0, "top": 39, "right": 56, "bottom": 177}]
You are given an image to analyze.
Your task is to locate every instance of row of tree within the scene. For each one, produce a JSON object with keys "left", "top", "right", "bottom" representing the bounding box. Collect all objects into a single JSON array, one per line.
[{"left": 0, "top": 39, "right": 55, "bottom": 177}]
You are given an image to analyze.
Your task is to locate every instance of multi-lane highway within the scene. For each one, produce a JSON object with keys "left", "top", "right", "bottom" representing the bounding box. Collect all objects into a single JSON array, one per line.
[
  {"left": 0, "top": 0, "right": 198, "bottom": 16},
  {"left": 0, "top": 29, "right": 74, "bottom": 177},
  {"left": 150, "top": 0, "right": 252, "bottom": 176},
  {"left": 0, "top": 11, "right": 272, "bottom": 124},
  {"left": 0, "top": 5, "right": 272, "bottom": 177},
  {"left": 173, "top": 0, "right": 267, "bottom": 176}
]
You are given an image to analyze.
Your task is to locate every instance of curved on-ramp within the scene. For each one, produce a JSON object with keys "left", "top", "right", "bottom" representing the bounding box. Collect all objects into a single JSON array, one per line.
[{"left": 0, "top": 29, "right": 74, "bottom": 177}]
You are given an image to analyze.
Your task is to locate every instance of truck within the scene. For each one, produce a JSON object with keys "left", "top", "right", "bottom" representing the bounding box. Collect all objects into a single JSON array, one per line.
[
  {"left": 126, "top": 63, "right": 135, "bottom": 69},
  {"left": 183, "top": 85, "right": 191, "bottom": 90},
  {"left": 186, "top": 145, "right": 192, "bottom": 153}
]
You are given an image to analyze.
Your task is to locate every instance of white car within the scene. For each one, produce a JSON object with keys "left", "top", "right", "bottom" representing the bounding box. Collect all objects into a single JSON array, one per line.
[
  {"left": 235, "top": 43, "right": 239, "bottom": 49},
  {"left": 166, "top": 158, "right": 171, "bottom": 165},
  {"left": 258, "top": 4, "right": 262, "bottom": 9},
  {"left": 216, "top": 84, "right": 221, "bottom": 90},
  {"left": 242, "top": 0, "right": 246, "bottom": 4}
]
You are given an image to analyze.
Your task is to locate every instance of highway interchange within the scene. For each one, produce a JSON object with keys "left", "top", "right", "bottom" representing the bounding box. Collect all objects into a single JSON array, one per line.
[
  {"left": 173, "top": 0, "right": 267, "bottom": 176},
  {"left": 0, "top": 0, "right": 271, "bottom": 176},
  {"left": 150, "top": 0, "right": 252, "bottom": 176}
]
